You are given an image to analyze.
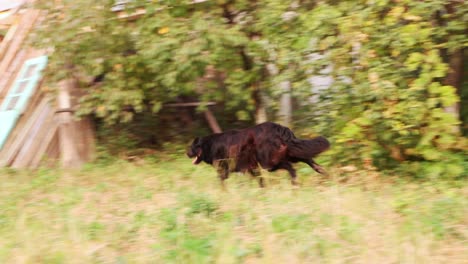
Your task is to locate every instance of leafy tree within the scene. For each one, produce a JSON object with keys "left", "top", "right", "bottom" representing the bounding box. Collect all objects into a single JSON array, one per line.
[
  {"left": 302, "top": 0, "right": 467, "bottom": 178},
  {"left": 33, "top": 0, "right": 467, "bottom": 178},
  {"left": 33, "top": 0, "right": 312, "bottom": 124}
]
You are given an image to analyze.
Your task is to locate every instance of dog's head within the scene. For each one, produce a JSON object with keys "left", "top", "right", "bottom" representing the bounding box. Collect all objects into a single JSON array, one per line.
[{"left": 187, "top": 137, "right": 204, "bottom": 165}]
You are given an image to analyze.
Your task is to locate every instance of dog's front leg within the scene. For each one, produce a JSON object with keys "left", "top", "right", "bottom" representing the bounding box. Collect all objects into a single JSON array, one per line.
[{"left": 216, "top": 160, "right": 230, "bottom": 190}]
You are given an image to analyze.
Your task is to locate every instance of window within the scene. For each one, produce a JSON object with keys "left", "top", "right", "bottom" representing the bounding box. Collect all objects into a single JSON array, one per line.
[{"left": 0, "top": 55, "right": 48, "bottom": 149}]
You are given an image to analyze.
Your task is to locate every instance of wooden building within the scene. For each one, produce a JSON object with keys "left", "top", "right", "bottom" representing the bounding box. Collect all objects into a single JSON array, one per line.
[{"left": 0, "top": 2, "right": 95, "bottom": 168}]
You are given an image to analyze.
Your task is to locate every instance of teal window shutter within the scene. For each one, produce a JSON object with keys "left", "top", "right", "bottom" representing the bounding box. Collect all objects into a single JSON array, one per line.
[{"left": 0, "top": 55, "right": 48, "bottom": 149}]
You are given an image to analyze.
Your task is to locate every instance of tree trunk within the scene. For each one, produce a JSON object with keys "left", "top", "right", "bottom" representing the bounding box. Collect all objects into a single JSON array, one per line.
[
  {"left": 204, "top": 108, "right": 222, "bottom": 133},
  {"left": 278, "top": 81, "right": 292, "bottom": 127},
  {"left": 256, "top": 104, "right": 267, "bottom": 124},
  {"left": 442, "top": 2, "right": 464, "bottom": 133},
  {"left": 57, "top": 79, "right": 95, "bottom": 168},
  {"left": 444, "top": 48, "right": 463, "bottom": 132},
  {"left": 252, "top": 85, "right": 267, "bottom": 124}
]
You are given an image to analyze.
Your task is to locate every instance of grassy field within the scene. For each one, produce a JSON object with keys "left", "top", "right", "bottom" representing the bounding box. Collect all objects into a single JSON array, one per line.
[{"left": 0, "top": 154, "right": 466, "bottom": 264}]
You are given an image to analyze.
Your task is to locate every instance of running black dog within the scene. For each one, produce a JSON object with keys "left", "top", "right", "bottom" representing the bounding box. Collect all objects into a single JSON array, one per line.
[{"left": 187, "top": 122, "right": 330, "bottom": 187}]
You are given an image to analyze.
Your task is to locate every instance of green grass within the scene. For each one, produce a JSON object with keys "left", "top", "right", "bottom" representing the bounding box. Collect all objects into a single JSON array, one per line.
[{"left": 0, "top": 154, "right": 466, "bottom": 263}]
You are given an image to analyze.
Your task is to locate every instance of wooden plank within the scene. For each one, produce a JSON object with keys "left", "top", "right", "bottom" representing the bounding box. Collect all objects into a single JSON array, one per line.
[
  {"left": 0, "top": 49, "right": 27, "bottom": 100},
  {"left": 0, "top": 96, "right": 47, "bottom": 166},
  {"left": 0, "top": 55, "right": 48, "bottom": 149},
  {"left": 0, "top": 93, "right": 46, "bottom": 165},
  {"left": 0, "top": 82, "right": 43, "bottom": 151},
  {"left": 0, "top": 19, "right": 19, "bottom": 61},
  {"left": 0, "top": 10, "right": 31, "bottom": 72},
  {"left": 40, "top": 131, "right": 60, "bottom": 168},
  {"left": 0, "top": 10, "right": 41, "bottom": 100},
  {"left": 30, "top": 119, "right": 59, "bottom": 168},
  {"left": 0, "top": 110, "right": 20, "bottom": 149},
  {"left": 20, "top": 111, "right": 57, "bottom": 168},
  {"left": 0, "top": 9, "right": 40, "bottom": 83},
  {"left": 11, "top": 102, "right": 53, "bottom": 168}
]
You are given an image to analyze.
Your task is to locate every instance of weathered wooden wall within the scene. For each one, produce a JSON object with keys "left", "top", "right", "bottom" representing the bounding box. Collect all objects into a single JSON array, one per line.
[{"left": 0, "top": 7, "right": 95, "bottom": 169}]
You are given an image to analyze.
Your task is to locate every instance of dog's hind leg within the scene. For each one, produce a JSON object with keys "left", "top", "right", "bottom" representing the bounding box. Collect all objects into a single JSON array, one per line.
[
  {"left": 309, "top": 160, "right": 328, "bottom": 176},
  {"left": 270, "top": 162, "right": 298, "bottom": 186},
  {"left": 248, "top": 168, "right": 264, "bottom": 188},
  {"left": 284, "top": 163, "right": 298, "bottom": 186},
  {"left": 296, "top": 158, "right": 328, "bottom": 175}
]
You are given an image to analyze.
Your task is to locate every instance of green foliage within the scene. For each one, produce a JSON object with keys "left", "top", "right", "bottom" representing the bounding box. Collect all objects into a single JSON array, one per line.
[
  {"left": 305, "top": 0, "right": 468, "bottom": 178},
  {"left": 32, "top": 0, "right": 467, "bottom": 178},
  {"left": 33, "top": 0, "right": 311, "bottom": 125}
]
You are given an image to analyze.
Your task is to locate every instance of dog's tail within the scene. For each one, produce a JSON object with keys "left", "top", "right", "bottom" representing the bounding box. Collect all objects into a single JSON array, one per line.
[{"left": 287, "top": 136, "right": 330, "bottom": 159}]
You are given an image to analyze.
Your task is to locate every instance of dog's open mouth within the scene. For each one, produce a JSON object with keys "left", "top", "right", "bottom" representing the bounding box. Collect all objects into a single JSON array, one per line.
[
  {"left": 192, "top": 155, "right": 202, "bottom": 164},
  {"left": 187, "top": 148, "right": 202, "bottom": 165}
]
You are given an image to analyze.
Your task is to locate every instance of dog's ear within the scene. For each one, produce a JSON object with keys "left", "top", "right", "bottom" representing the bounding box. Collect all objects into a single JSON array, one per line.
[{"left": 192, "top": 137, "right": 201, "bottom": 145}]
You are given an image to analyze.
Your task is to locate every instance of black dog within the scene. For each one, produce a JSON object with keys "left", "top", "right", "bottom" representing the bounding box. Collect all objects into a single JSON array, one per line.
[{"left": 187, "top": 122, "right": 330, "bottom": 187}]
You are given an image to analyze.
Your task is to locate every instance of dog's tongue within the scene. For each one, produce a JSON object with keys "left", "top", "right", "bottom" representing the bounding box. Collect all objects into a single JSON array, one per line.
[{"left": 192, "top": 156, "right": 198, "bottom": 164}]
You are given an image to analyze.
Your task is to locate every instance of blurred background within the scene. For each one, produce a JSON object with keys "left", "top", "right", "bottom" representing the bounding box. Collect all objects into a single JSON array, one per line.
[
  {"left": 0, "top": 0, "right": 467, "bottom": 263},
  {"left": 27, "top": 0, "right": 467, "bottom": 178}
]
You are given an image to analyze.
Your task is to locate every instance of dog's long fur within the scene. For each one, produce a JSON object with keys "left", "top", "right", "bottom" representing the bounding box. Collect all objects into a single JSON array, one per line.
[{"left": 187, "top": 122, "right": 330, "bottom": 187}]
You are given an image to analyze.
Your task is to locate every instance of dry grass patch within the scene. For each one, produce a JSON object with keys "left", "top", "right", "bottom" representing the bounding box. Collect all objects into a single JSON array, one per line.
[{"left": 0, "top": 156, "right": 466, "bottom": 263}]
